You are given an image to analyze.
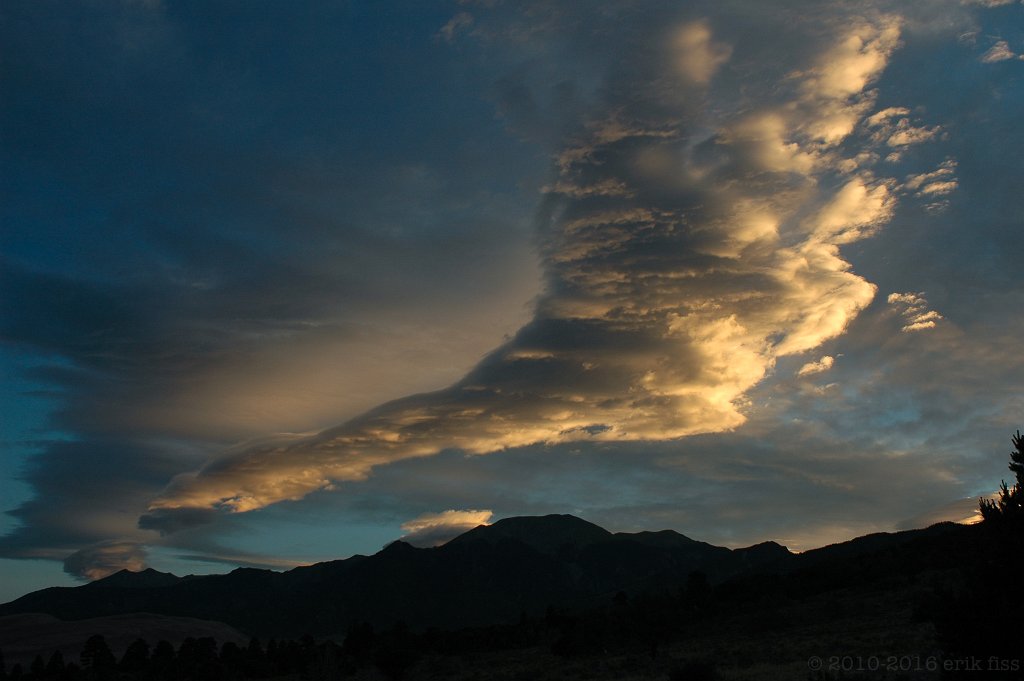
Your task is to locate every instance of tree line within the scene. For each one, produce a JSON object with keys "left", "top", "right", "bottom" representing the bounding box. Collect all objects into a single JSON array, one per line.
[{"left": 0, "top": 574, "right": 720, "bottom": 681}]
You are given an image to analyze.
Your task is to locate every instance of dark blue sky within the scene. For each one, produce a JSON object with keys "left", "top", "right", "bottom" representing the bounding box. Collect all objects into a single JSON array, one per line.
[{"left": 3, "top": 0, "right": 1023, "bottom": 601}]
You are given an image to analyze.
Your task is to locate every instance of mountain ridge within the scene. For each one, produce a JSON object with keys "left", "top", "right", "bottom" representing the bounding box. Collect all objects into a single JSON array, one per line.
[{"left": 0, "top": 514, "right": 974, "bottom": 640}]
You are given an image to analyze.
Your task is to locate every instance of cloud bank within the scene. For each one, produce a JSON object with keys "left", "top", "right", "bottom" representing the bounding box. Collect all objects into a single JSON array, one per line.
[
  {"left": 4, "top": 0, "right": 1023, "bottom": 587},
  {"left": 140, "top": 6, "right": 940, "bottom": 533}
]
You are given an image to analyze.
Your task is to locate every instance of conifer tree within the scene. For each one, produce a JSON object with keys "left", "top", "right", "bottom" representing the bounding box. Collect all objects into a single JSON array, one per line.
[
  {"left": 979, "top": 430, "right": 1024, "bottom": 525},
  {"left": 29, "top": 656, "right": 44, "bottom": 680},
  {"left": 45, "top": 651, "right": 65, "bottom": 678},
  {"left": 80, "top": 635, "right": 116, "bottom": 679},
  {"left": 119, "top": 638, "right": 150, "bottom": 674}
]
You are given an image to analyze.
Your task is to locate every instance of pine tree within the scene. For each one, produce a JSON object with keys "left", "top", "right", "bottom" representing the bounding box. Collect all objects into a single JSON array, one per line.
[
  {"left": 979, "top": 430, "right": 1024, "bottom": 525},
  {"left": 119, "top": 639, "right": 150, "bottom": 675},
  {"left": 29, "top": 656, "right": 44, "bottom": 680},
  {"left": 80, "top": 635, "right": 116, "bottom": 680},
  {"left": 45, "top": 651, "right": 65, "bottom": 678}
]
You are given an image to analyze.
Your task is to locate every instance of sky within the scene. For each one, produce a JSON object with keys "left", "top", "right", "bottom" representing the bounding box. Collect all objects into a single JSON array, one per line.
[{"left": 2, "top": 0, "right": 1023, "bottom": 603}]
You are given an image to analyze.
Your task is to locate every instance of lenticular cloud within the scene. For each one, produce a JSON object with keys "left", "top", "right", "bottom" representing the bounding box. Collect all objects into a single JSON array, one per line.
[{"left": 141, "top": 7, "right": 945, "bottom": 532}]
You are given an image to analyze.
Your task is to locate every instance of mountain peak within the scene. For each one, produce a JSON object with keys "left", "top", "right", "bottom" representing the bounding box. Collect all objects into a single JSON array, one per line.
[
  {"left": 380, "top": 539, "right": 417, "bottom": 555},
  {"left": 734, "top": 540, "right": 792, "bottom": 564},
  {"left": 614, "top": 529, "right": 699, "bottom": 549},
  {"left": 447, "top": 514, "right": 612, "bottom": 556},
  {"left": 90, "top": 568, "right": 180, "bottom": 589}
]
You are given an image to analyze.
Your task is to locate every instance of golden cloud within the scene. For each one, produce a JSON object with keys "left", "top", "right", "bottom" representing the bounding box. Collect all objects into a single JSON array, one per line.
[{"left": 140, "top": 14, "right": 948, "bottom": 532}]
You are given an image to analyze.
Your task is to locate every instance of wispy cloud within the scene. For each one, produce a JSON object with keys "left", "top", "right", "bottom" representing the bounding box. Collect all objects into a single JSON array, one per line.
[
  {"left": 798, "top": 356, "right": 835, "bottom": 377},
  {"left": 905, "top": 159, "right": 958, "bottom": 195},
  {"left": 981, "top": 39, "right": 1017, "bottom": 62},
  {"left": 437, "top": 12, "right": 474, "bottom": 43},
  {"left": 400, "top": 509, "right": 493, "bottom": 547},
  {"left": 887, "top": 292, "right": 944, "bottom": 332}
]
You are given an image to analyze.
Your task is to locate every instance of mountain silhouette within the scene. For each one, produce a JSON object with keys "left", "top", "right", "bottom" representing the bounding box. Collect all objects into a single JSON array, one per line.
[
  {"left": 86, "top": 567, "right": 182, "bottom": 589},
  {"left": 447, "top": 514, "right": 613, "bottom": 555},
  {"left": 2, "top": 515, "right": 1014, "bottom": 681},
  {"left": 0, "top": 514, "right": 973, "bottom": 641}
]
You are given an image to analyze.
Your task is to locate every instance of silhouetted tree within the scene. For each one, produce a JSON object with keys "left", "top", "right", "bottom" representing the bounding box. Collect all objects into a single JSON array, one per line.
[
  {"left": 119, "top": 638, "right": 150, "bottom": 675},
  {"left": 342, "top": 622, "right": 375, "bottom": 665},
  {"left": 930, "top": 429, "right": 1024, "bottom": 678},
  {"left": 8, "top": 663, "right": 22, "bottom": 681},
  {"left": 79, "top": 636, "right": 115, "bottom": 680},
  {"left": 149, "top": 640, "right": 175, "bottom": 681},
  {"left": 44, "top": 651, "right": 65, "bottom": 678},
  {"left": 177, "top": 637, "right": 221, "bottom": 681},
  {"left": 307, "top": 642, "right": 342, "bottom": 681},
  {"left": 243, "top": 637, "right": 269, "bottom": 679},
  {"left": 979, "top": 430, "right": 1024, "bottom": 525},
  {"left": 684, "top": 571, "right": 713, "bottom": 613},
  {"left": 218, "top": 641, "right": 243, "bottom": 680},
  {"left": 29, "top": 656, "right": 44, "bottom": 680},
  {"left": 374, "top": 622, "right": 418, "bottom": 680},
  {"left": 668, "top": 659, "right": 718, "bottom": 681},
  {"left": 1, "top": 648, "right": 6, "bottom": 680}
]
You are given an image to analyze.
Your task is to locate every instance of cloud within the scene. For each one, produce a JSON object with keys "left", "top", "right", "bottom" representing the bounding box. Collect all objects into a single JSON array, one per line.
[
  {"left": 905, "top": 159, "right": 958, "bottom": 195},
  {"left": 400, "top": 509, "right": 493, "bottom": 547},
  {"left": 887, "top": 292, "right": 944, "bottom": 332},
  {"left": 798, "top": 355, "right": 835, "bottom": 377},
  {"left": 794, "top": 17, "right": 901, "bottom": 145},
  {"left": 6, "top": 0, "right": 1024, "bottom": 577},
  {"left": 172, "top": 552, "right": 307, "bottom": 570},
  {"left": 961, "top": 0, "right": 1017, "bottom": 6},
  {"left": 801, "top": 20, "right": 901, "bottom": 98},
  {"left": 0, "top": 0, "right": 542, "bottom": 572},
  {"left": 63, "top": 541, "right": 148, "bottom": 581},
  {"left": 895, "top": 497, "right": 985, "bottom": 530},
  {"left": 671, "top": 21, "right": 732, "bottom": 85},
  {"left": 811, "top": 177, "right": 895, "bottom": 244},
  {"left": 138, "top": 10, "right": 943, "bottom": 533},
  {"left": 980, "top": 39, "right": 1017, "bottom": 62},
  {"left": 902, "top": 159, "right": 959, "bottom": 212},
  {"left": 438, "top": 12, "right": 474, "bottom": 43},
  {"left": 865, "top": 107, "right": 941, "bottom": 147}
]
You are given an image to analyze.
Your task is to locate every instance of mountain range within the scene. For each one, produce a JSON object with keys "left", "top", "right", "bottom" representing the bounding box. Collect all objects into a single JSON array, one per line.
[{"left": 0, "top": 513, "right": 973, "bottom": 643}]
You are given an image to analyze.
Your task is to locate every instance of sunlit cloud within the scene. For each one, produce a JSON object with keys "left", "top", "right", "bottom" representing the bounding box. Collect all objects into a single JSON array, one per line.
[
  {"left": 794, "top": 18, "right": 901, "bottom": 145},
  {"left": 981, "top": 40, "right": 1017, "bottom": 62},
  {"left": 896, "top": 497, "right": 988, "bottom": 530},
  {"left": 798, "top": 355, "right": 835, "bottom": 377},
  {"left": 5, "top": 0, "right": 1022, "bottom": 587},
  {"left": 887, "top": 292, "right": 944, "bottom": 332},
  {"left": 400, "top": 509, "right": 493, "bottom": 547},
  {"left": 905, "top": 159, "right": 958, "bottom": 196},
  {"left": 139, "top": 11, "right": 940, "bottom": 534},
  {"left": 670, "top": 21, "right": 732, "bottom": 85}
]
